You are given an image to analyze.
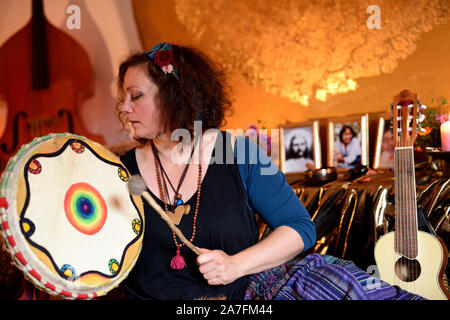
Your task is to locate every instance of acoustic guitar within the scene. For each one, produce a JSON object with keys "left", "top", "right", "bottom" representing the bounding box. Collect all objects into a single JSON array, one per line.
[{"left": 374, "top": 89, "right": 449, "bottom": 300}]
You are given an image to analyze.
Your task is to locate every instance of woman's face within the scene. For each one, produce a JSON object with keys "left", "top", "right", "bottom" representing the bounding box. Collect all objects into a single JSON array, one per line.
[
  {"left": 382, "top": 130, "right": 394, "bottom": 150},
  {"left": 120, "top": 65, "right": 163, "bottom": 140},
  {"left": 342, "top": 128, "right": 354, "bottom": 145}
]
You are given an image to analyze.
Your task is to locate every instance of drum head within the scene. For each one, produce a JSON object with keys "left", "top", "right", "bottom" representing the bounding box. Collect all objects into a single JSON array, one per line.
[{"left": 0, "top": 133, "right": 144, "bottom": 299}]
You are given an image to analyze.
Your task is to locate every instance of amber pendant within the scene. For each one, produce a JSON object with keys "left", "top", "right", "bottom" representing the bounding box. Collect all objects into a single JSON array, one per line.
[{"left": 169, "top": 204, "right": 191, "bottom": 225}]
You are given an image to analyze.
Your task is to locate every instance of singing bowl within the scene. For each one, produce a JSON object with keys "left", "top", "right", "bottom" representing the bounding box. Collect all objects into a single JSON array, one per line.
[{"left": 307, "top": 168, "right": 337, "bottom": 186}]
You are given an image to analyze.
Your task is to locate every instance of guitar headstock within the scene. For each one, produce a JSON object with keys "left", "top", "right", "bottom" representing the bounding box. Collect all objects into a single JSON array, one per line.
[{"left": 390, "top": 89, "right": 426, "bottom": 147}]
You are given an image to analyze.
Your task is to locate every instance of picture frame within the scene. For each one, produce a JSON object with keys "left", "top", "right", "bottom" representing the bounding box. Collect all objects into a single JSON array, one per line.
[
  {"left": 279, "top": 120, "right": 321, "bottom": 175},
  {"left": 372, "top": 113, "right": 394, "bottom": 170},
  {"left": 327, "top": 114, "right": 369, "bottom": 170}
]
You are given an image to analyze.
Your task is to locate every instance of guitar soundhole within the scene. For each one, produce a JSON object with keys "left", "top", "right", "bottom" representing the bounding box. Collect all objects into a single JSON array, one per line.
[{"left": 394, "top": 256, "right": 421, "bottom": 282}]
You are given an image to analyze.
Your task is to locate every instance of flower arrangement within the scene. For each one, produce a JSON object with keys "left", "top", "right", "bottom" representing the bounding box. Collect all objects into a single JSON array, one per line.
[{"left": 415, "top": 98, "right": 449, "bottom": 150}]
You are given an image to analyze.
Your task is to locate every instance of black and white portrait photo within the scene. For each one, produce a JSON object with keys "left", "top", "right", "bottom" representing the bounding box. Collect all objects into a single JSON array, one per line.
[{"left": 280, "top": 121, "right": 320, "bottom": 174}]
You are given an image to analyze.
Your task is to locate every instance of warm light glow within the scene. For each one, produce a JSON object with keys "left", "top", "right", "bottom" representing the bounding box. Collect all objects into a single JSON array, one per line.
[
  {"left": 174, "top": 0, "right": 447, "bottom": 105},
  {"left": 315, "top": 89, "right": 327, "bottom": 102}
]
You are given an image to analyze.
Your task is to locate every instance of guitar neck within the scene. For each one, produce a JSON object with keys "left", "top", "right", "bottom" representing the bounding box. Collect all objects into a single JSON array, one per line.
[{"left": 394, "top": 146, "right": 418, "bottom": 259}]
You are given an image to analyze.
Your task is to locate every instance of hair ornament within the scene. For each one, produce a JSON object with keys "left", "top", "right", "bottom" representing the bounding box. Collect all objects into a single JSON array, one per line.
[{"left": 145, "top": 42, "right": 180, "bottom": 80}]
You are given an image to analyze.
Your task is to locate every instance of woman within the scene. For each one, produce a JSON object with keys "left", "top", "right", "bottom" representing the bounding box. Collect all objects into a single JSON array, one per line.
[
  {"left": 334, "top": 125, "right": 361, "bottom": 169},
  {"left": 379, "top": 129, "right": 394, "bottom": 168},
  {"left": 116, "top": 43, "right": 423, "bottom": 300}
]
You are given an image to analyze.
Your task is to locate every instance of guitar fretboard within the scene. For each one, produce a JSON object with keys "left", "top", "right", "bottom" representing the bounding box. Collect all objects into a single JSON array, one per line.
[{"left": 394, "top": 146, "right": 418, "bottom": 259}]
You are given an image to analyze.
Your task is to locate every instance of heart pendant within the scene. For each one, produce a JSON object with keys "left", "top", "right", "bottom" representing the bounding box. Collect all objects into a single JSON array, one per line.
[{"left": 170, "top": 204, "right": 191, "bottom": 225}]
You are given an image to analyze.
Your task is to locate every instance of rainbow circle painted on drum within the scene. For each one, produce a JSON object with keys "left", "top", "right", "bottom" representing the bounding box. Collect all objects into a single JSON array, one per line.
[
  {"left": 0, "top": 133, "right": 144, "bottom": 299},
  {"left": 64, "top": 182, "right": 107, "bottom": 235}
]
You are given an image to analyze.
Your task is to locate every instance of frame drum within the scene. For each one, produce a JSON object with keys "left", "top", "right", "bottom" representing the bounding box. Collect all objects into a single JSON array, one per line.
[{"left": 0, "top": 133, "right": 144, "bottom": 299}]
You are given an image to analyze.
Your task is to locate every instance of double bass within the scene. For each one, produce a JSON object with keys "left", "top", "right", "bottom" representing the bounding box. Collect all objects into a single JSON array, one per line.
[{"left": 0, "top": 0, "right": 103, "bottom": 172}]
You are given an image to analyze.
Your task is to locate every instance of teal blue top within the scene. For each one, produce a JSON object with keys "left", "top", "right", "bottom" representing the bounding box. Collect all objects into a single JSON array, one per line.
[{"left": 234, "top": 135, "right": 316, "bottom": 251}]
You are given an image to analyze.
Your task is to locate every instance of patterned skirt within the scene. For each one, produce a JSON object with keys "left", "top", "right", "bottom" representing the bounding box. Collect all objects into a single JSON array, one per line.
[{"left": 244, "top": 253, "right": 425, "bottom": 300}]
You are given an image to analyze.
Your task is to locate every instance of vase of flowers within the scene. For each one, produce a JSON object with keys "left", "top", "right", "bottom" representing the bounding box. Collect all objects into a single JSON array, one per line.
[
  {"left": 414, "top": 98, "right": 448, "bottom": 164},
  {"left": 415, "top": 98, "right": 449, "bottom": 150}
]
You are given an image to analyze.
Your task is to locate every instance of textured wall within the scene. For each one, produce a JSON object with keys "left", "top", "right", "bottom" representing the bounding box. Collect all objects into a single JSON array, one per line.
[
  {"left": 1, "top": 0, "right": 449, "bottom": 149},
  {"left": 132, "top": 0, "right": 450, "bottom": 133}
]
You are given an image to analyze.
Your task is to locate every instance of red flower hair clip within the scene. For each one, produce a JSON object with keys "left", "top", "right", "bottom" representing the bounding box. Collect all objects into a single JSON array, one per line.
[{"left": 145, "top": 43, "right": 179, "bottom": 80}]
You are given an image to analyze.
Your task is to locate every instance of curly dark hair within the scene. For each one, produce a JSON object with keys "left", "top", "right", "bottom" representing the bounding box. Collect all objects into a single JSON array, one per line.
[
  {"left": 338, "top": 125, "right": 356, "bottom": 143},
  {"left": 115, "top": 44, "right": 234, "bottom": 142}
]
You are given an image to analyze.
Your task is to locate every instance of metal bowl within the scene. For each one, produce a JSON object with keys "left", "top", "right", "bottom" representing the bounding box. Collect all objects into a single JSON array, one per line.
[{"left": 307, "top": 167, "right": 337, "bottom": 186}]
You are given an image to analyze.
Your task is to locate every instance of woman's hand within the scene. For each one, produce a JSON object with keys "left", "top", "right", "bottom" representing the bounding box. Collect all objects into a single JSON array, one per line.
[
  {"left": 196, "top": 248, "right": 241, "bottom": 286},
  {"left": 196, "top": 226, "right": 304, "bottom": 287}
]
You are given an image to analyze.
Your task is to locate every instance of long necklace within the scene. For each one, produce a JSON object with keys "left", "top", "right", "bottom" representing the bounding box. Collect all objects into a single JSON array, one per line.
[
  {"left": 151, "top": 140, "right": 196, "bottom": 224},
  {"left": 151, "top": 138, "right": 202, "bottom": 270}
]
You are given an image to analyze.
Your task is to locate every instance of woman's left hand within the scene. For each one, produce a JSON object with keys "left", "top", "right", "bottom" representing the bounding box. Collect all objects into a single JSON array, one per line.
[{"left": 196, "top": 248, "right": 240, "bottom": 285}]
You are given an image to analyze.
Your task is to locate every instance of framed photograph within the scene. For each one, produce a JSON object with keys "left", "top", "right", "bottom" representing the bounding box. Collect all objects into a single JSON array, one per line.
[
  {"left": 372, "top": 114, "right": 394, "bottom": 170},
  {"left": 279, "top": 121, "right": 321, "bottom": 174},
  {"left": 327, "top": 114, "right": 369, "bottom": 170}
]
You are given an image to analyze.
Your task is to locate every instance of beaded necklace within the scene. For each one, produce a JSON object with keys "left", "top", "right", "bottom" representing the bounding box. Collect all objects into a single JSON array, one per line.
[
  {"left": 150, "top": 138, "right": 202, "bottom": 270},
  {"left": 152, "top": 140, "right": 196, "bottom": 224}
]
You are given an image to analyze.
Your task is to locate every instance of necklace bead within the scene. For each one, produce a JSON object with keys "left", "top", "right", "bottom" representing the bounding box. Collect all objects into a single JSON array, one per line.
[{"left": 151, "top": 138, "right": 202, "bottom": 267}]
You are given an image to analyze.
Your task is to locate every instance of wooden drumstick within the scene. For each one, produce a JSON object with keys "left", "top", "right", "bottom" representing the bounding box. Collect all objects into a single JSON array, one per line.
[{"left": 127, "top": 174, "right": 201, "bottom": 255}]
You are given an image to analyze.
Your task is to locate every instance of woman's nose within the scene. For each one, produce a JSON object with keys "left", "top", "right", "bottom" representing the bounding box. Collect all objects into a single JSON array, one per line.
[{"left": 121, "top": 100, "right": 133, "bottom": 113}]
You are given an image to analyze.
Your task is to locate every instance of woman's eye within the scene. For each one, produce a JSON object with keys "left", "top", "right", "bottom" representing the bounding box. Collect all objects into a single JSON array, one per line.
[{"left": 131, "top": 94, "right": 142, "bottom": 101}]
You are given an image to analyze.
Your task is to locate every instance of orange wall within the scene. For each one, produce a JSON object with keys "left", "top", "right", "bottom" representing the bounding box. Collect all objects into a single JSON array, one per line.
[
  {"left": 131, "top": 0, "right": 450, "bottom": 166},
  {"left": 132, "top": 0, "right": 450, "bottom": 134},
  {"left": 1, "top": 0, "right": 449, "bottom": 153}
]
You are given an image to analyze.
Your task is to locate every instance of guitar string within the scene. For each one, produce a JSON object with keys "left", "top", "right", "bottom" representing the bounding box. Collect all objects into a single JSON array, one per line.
[
  {"left": 410, "top": 147, "right": 417, "bottom": 294},
  {"left": 406, "top": 140, "right": 415, "bottom": 293},
  {"left": 399, "top": 110, "right": 404, "bottom": 289},
  {"left": 403, "top": 147, "right": 414, "bottom": 291},
  {"left": 404, "top": 148, "right": 411, "bottom": 293},
  {"left": 393, "top": 149, "right": 402, "bottom": 285},
  {"left": 410, "top": 147, "right": 415, "bottom": 293},
  {"left": 407, "top": 148, "right": 414, "bottom": 293},
  {"left": 395, "top": 146, "right": 399, "bottom": 288},
  {"left": 409, "top": 147, "right": 417, "bottom": 294},
  {"left": 400, "top": 147, "right": 405, "bottom": 289},
  {"left": 404, "top": 148, "right": 408, "bottom": 290},
  {"left": 398, "top": 145, "right": 403, "bottom": 288},
  {"left": 399, "top": 147, "right": 402, "bottom": 253},
  {"left": 394, "top": 127, "right": 398, "bottom": 288}
]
